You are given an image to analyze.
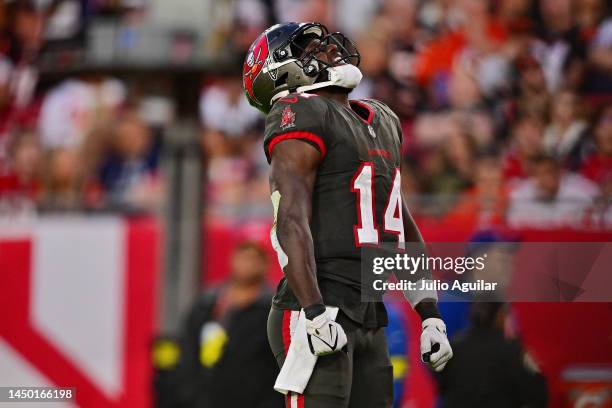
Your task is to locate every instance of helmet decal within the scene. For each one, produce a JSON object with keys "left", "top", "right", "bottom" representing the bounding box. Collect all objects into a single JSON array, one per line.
[
  {"left": 267, "top": 53, "right": 278, "bottom": 81},
  {"left": 243, "top": 33, "right": 269, "bottom": 100}
]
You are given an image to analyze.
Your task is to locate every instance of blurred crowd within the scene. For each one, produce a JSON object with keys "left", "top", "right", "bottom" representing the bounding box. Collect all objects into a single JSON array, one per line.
[
  {"left": 1, "top": 0, "right": 612, "bottom": 231},
  {"left": 202, "top": 0, "right": 612, "bottom": 231},
  {"left": 0, "top": 0, "right": 166, "bottom": 216}
]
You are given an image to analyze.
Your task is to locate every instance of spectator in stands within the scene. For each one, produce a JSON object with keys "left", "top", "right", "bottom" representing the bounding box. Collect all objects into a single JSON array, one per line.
[
  {"left": 514, "top": 54, "right": 550, "bottom": 122},
  {"left": 0, "top": 56, "right": 10, "bottom": 109},
  {"left": 445, "top": 155, "right": 508, "bottom": 230},
  {"left": 496, "top": 0, "right": 533, "bottom": 32},
  {"left": 3, "top": 0, "right": 45, "bottom": 62},
  {"left": 581, "top": 104, "right": 612, "bottom": 228},
  {"left": 39, "top": 147, "right": 88, "bottom": 211},
  {"left": 581, "top": 103, "right": 612, "bottom": 186},
  {"left": 502, "top": 116, "right": 545, "bottom": 182},
  {"left": 0, "top": 54, "right": 39, "bottom": 174},
  {"left": 437, "top": 302, "right": 548, "bottom": 407},
  {"left": 199, "top": 76, "right": 260, "bottom": 143},
  {"left": 542, "top": 89, "right": 589, "bottom": 169},
  {"left": 0, "top": 131, "right": 40, "bottom": 217},
  {"left": 533, "top": 0, "right": 586, "bottom": 91},
  {"left": 507, "top": 155, "right": 599, "bottom": 228},
  {"left": 98, "top": 110, "right": 161, "bottom": 211},
  {"left": 589, "top": 11, "right": 612, "bottom": 61},
  {"left": 576, "top": 0, "right": 608, "bottom": 39},
  {"left": 447, "top": 59, "right": 485, "bottom": 110},
  {"left": 0, "top": 132, "right": 40, "bottom": 200},
  {"left": 413, "top": 0, "right": 508, "bottom": 94},
  {"left": 1, "top": 1, "right": 42, "bottom": 111},
  {"left": 173, "top": 241, "right": 283, "bottom": 408},
  {"left": 38, "top": 77, "right": 125, "bottom": 150},
  {"left": 200, "top": 126, "right": 262, "bottom": 221},
  {"left": 0, "top": 56, "right": 14, "bottom": 169},
  {"left": 584, "top": 1, "right": 612, "bottom": 94},
  {"left": 421, "top": 118, "right": 476, "bottom": 196}
]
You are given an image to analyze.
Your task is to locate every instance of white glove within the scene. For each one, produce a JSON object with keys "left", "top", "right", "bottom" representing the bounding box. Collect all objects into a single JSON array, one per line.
[
  {"left": 420, "top": 318, "right": 453, "bottom": 372},
  {"left": 305, "top": 309, "right": 348, "bottom": 356}
]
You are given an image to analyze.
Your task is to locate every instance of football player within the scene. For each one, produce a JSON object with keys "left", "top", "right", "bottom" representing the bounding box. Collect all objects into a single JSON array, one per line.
[{"left": 243, "top": 22, "right": 453, "bottom": 408}]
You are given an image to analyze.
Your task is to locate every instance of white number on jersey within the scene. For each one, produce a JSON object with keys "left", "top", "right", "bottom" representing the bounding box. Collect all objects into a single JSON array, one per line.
[{"left": 351, "top": 165, "right": 405, "bottom": 248}]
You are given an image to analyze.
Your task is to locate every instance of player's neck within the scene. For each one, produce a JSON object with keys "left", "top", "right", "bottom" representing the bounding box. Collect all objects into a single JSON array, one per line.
[{"left": 315, "top": 87, "right": 351, "bottom": 108}]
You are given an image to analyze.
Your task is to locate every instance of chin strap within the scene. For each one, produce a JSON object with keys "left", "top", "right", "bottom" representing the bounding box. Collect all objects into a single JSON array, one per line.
[
  {"left": 271, "top": 64, "right": 363, "bottom": 103},
  {"left": 297, "top": 64, "right": 363, "bottom": 92},
  {"left": 297, "top": 64, "right": 363, "bottom": 93}
]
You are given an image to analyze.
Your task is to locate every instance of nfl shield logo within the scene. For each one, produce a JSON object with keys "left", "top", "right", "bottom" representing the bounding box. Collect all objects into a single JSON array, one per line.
[{"left": 368, "top": 125, "right": 376, "bottom": 138}]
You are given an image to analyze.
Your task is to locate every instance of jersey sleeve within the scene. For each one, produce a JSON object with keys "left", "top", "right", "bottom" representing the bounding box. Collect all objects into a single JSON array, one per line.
[{"left": 263, "top": 94, "right": 329, "bottom": 163}]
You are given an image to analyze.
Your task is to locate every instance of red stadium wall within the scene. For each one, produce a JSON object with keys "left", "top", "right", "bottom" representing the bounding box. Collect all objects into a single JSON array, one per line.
[{"left": 0, "top": 217, "right": 159, "bottom": 408}]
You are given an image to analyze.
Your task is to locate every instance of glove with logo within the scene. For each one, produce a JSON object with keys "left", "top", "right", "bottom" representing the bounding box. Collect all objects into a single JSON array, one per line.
[
  {"left": 420, "top": 318, "right": 453, "bottom": 372},
  {"left": 304, "top": 306, "right": 347, "bottom": 356}
]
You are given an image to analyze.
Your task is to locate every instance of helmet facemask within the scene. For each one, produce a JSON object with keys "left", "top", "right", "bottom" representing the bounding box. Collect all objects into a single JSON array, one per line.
[
  {"left": 292, "top": 29, "right": 361, "bottom": 80},
  {"left": 271, "top": 23, "right": 362, "bottom": 101}
]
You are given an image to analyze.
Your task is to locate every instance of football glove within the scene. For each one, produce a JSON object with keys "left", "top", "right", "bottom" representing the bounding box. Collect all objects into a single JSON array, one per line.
[
  {"left": 420, "top": 318, "right": 453, "bottom": 372},
  {"left": 305, "top": 309, "right": 347, "bottom": 356}
]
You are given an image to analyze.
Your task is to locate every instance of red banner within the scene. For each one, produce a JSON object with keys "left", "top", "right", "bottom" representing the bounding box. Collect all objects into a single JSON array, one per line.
[{"left": 0, "top": 217, "right": 159, "bottom": 408}]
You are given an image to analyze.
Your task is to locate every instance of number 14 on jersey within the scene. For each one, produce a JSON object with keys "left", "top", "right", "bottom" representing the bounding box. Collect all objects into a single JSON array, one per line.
[{"left": 351, "top": 163, "right": 405, "bottom": 248}]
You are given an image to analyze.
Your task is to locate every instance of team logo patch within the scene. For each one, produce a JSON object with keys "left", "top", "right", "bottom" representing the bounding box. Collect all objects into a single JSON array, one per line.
[
  {"left": 280, "top": 106, "right": 296, "bottom": 129},
  {"left": 243, "top": 33, "right": 269, "bottom": 100}
]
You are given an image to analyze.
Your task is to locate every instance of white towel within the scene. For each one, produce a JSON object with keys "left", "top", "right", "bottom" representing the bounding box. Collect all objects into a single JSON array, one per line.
[{"left": 274, "top": 306, "right": 340, "bottom": 395}]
